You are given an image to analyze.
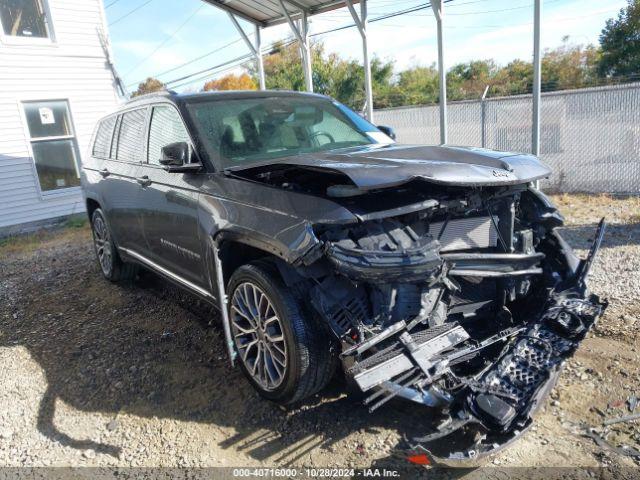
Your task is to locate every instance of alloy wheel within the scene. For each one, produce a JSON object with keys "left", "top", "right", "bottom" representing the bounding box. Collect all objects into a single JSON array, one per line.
[
  {"left": 230, "top": 282, "right": 288, "bottom": 391},
  {"left": 93, "top": 215, "right": 113, "bottom": 276}
]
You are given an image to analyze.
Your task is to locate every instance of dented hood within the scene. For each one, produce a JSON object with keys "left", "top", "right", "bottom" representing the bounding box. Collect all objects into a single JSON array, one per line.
[{"left": 228, "top": 144, "right": 551, "bottom": 190}]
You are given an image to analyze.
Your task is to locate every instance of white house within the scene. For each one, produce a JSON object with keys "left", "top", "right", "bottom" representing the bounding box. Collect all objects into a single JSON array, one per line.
[{"left": 0, "top": 0, "right": 122, "bottom": 235}]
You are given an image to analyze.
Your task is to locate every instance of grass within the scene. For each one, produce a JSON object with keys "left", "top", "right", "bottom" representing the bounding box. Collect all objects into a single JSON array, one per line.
[
  {"left": 0, "top": 217, "right": 91, "bottom": 259},
  {"left": 64, "top": 216, "right": 88, "bottom": 229},
  {"left": 549, "top": 193, "right": 640, "bottom": 225}
]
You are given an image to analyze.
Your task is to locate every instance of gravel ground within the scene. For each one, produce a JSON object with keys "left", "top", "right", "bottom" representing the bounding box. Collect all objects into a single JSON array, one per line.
[{"left": 0, "top": 194, "right": 638, "bottom": 474}]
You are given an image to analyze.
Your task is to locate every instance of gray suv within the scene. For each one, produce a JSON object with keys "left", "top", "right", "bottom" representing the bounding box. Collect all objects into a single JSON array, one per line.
[{"left": 82, "top": 90, "right": 606, "bottom": 461}]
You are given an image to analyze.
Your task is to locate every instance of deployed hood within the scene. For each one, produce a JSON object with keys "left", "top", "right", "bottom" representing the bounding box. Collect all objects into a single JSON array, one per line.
[{"left": 227, "top": 144, "right": 551, "bottom": 190}]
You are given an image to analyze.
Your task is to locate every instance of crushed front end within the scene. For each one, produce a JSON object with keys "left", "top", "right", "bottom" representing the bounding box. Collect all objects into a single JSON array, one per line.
[{"left": 278, "top": 181, "right": 607, "bottom": 461}]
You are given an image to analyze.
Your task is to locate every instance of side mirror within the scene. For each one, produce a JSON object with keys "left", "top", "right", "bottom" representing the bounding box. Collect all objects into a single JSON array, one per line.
[
  {"left": 160, "top": 142, "right": 202, "bottom": 173},
  {"left": 160, "top": 142, "right": 190, "bottom": 166},
  {"left": 377, "top": 125, "right": 397, "bottom": 141}
]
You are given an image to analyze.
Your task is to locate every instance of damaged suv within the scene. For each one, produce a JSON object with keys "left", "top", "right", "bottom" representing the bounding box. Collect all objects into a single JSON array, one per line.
[{"left": 82, "top": 91, "right": 606, "bottom": 460}]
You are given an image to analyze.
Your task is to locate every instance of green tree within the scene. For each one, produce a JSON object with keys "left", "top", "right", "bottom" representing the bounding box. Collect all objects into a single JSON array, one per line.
[
  {"left": 395, "top": 65, "right": 439, "bottom": 105},
  {"left": 368, "top": 57, "right": 397, "bottom": 109},
  {"left": 131, "top": 77, "right": 167, "bottom": 98},
  {"left": 598, "top": 0, "right": 640, "bottom": 77},
  {"left": 542, "top": 41, "right": 599, "bottom": 90},
  {"left": 493, "top": 59, "right": 533, "bottom": 95},
  {"left": 490, "top": 41, "right": 599, "bottom": 96},
  {"left": 132, "top": 77, "right": 165, "bottom": 97},
  {"left": 259, "top": 40, "right": 309, "bottom": 92},
  {"left": 203, "top": 73, "right": 257, "bottom": 91},
  {"left": 246, "top": 33, "right": 610, "bottom": 109},
  {"left": 254, "top": 40, "right": 397, "bottom": 109},
  {"left": 447, "top": 60, "right": 498, "bottom": 100}
]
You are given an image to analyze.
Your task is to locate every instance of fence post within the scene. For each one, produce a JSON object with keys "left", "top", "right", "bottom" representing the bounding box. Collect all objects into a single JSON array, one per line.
[{"left": 481, "top": 85, "right": 489, "bottom": 148}]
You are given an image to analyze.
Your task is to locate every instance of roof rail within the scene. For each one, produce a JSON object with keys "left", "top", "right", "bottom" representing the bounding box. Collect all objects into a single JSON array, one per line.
[{"left": 125, "top": 89, "right": 177, "bottom": 104}]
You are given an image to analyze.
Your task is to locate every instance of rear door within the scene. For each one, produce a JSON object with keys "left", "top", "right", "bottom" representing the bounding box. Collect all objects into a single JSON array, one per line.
[
  {"left": 101, "top": 107, "right": 148, "bottom": 250},
  {"left": 84, "top": 114, "right": 116, "bottom": 207},
  {"left": 137, "top": 104, "right": 206, "bottom": 288}
]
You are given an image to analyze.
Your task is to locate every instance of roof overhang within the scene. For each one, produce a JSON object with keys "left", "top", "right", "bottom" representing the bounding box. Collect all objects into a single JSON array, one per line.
[{"left": 201, "top": 0, "right": 359, "bottom": 27}]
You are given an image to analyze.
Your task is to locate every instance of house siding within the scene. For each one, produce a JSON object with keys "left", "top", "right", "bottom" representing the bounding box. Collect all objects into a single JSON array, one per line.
[{"left": 0, "top": 0, "right": 121, "bottom": 232}]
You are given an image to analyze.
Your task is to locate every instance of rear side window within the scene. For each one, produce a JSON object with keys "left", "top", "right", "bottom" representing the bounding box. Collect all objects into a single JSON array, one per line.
[
  {"left": 147, "top": 105, "right": 190, "bottom": 165},
  {"left": 92, "top": 116, "right": 116, "bottom": 158},
  {"left": 115, "top": 108, "right": 147, "bottom": 162}
]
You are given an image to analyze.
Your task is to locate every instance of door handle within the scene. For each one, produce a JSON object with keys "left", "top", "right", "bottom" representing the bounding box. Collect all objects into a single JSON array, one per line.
[
  {"left": 99, "top": 168, "right": 110, "bottom": 178},
  {"left": 136, "top": 175, "right": 152, "bottom": 187}
]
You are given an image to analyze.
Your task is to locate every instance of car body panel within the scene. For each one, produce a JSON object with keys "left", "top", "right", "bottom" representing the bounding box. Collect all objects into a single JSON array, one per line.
[
  {"left": 226, "top": 144, "right": 551, "bottom": 189},
  {"left": 79, "top": 90, "right": 606, "bottom": 463},
  {"left": 83, "top": 158, "right": 145, "bottom": 250},
  {"left": 196, "top": 174, "right": 358, "bottom": 270},
  {"left": 136, "top": 162, "right": 207, "bottom": 288}
]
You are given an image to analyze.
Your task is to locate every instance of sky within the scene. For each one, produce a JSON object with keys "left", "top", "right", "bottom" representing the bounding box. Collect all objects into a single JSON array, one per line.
[{"left": 103, "top": 0, "right": 629, "bottom": 93}]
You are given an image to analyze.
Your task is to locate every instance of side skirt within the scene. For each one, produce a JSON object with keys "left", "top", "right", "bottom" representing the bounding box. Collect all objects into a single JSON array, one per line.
[{"left": 118, "top": 247, "right": 216, "bottom": 303}]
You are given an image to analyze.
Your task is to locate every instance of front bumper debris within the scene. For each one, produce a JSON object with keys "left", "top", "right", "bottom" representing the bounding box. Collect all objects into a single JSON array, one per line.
[
  {"left": 419, "top": 290, "right": 606, "bottom": 462},
  {"left": 342, "top": 220, "right": 608, "bottom": 462}
]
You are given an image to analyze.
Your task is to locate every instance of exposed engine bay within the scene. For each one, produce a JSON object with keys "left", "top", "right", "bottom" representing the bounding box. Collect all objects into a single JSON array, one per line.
[{"left": 250, "top": 172, "right": 609, "bottom": 462}]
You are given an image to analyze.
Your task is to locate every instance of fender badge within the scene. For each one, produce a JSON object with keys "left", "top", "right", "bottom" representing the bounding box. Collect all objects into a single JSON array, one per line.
[{"left": 492, "top": 170, "right": 511, "bottom": 178}]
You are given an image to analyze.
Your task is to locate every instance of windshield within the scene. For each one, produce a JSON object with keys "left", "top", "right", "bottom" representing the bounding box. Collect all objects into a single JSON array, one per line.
[{"left": 186, "top": 96, "right": 390, "bottom": 168}]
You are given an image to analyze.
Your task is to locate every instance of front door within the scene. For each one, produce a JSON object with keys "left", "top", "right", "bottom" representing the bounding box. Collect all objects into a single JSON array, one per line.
[{"left": 137, "top": 104, "right": 206, "bottom": 288}]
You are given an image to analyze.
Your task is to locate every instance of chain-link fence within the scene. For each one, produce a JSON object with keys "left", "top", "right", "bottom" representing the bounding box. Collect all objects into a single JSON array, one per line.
[{"left": 374, "top": 82, "right": 640, "bottom": 193}]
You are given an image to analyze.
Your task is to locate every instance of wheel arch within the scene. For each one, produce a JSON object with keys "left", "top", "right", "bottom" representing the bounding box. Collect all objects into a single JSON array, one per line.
[
  {"left": 86, "top": 197, "right": 101, "bottom": 221},
  {"left": 214, "top": 233, "right": 284, "bottom": 287}
]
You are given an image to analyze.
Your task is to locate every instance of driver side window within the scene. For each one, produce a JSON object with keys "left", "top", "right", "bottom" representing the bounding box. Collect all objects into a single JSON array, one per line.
[
  {"left": 308, "top": 109, "right": 367, "bottom": 145},
  {"left": 147, "top": 105, "right": 190, "bottom": 165}
]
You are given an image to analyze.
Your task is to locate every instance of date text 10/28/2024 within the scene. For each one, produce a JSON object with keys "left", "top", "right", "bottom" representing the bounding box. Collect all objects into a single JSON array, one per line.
[{"left": 232, "top": 468, "right": 405, "bottom": 477}]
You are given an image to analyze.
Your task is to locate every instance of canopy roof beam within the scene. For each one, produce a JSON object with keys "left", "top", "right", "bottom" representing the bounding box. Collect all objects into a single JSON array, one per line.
[
  {"left": 345, "top": 0, "right": 373, "bottom": 122},
  {"left": 278, "top": 0, "right": 313, "bottom": 92},
  {"left": 201, "top": 0, "right": 360, "bottom": 27},
  {"left": 227, "top": 12, "right": 265, "bottom": 90}
]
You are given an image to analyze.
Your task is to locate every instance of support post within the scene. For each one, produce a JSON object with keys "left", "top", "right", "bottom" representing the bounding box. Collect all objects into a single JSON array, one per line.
[
  {"left": 431, "top": 0, "right": 447, "bottom": 145},
  {"left": 228, "top": 13, "right": 266, "bottom": 90},
  {"left": 255, "top": 25, "right": 265, "bottom": 90},
  {"left": 300, "top": 12, "right": 313, "bottom": 92},
  {"left": 532, "top": 0, "right": 542, "bottom": 157},
  {"left": 278, "top": 0, "right": 313, "bottom": 92},
  {"left": 481, "top": 85, "right": 489, "bottom": 148},
  {"left": 212, "top": 241, "right": 237, "bottom": 366},
  {"left": 346, "top": 0, "right": 373, "bottom": 122}
]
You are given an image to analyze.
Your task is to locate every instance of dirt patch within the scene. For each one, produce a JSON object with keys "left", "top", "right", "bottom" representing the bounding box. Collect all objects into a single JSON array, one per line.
[
  {"left": 0, "top": 195, "right": 638, "bottom": 472},
  {"left": 550, "top": 193, "right": 640, "bottom": 226},
  {"left": 0, "top": 219, "right": 90, "bottom": 260}
]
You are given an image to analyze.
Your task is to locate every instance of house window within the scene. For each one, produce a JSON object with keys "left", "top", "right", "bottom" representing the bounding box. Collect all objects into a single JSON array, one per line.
[
  {"left": 0, "top": 0, "right": 51, "bottom": 39},
  {"left": 23, "top": 100, "right": 81, "bottom": 192}
]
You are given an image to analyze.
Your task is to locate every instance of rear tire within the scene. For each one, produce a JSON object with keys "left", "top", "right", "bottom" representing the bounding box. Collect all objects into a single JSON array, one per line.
[
  {"left": 228, "top": 260, "right": 336, "bottom": 404},
  {"left": 91, "top": 208, "right": 136, "bottom": 282}
]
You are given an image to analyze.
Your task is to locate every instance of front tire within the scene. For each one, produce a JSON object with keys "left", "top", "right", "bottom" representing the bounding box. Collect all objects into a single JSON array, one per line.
[
  {"left": 228, "top": 261, "right": 336, "bottom": 404},
  {"left": 91, "top": 208, "right": 136, "bottom": 282}
]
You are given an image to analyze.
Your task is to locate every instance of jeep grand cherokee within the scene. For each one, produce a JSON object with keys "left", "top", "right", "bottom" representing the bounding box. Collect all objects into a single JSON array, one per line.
[{"left": 81, "top": 90, "right": 606, "bottom": 461}]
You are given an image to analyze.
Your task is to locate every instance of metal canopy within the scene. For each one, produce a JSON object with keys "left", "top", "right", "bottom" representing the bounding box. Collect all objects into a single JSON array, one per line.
[
  {"left": 201, "top": 0, "right": 359, "bottom": 27},
  {"left": 205, "top": 0, "right": 364, "bottom": 106},
  {"left": 201, "top": 0, "right": 544, "bottom": 152}
]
